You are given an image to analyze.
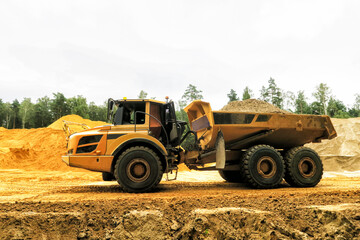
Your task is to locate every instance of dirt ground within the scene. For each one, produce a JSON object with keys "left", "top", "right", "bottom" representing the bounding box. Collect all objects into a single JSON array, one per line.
[
  {"left": 0, "top": 169, "right": 359, "bottom": 239},
  {"left": 1, "top": 114, "right": 360, "bottom": 239}
]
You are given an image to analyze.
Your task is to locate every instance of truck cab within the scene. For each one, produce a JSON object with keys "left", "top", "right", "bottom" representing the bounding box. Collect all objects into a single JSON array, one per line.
[
  {"left": 108, "top": 98, "right": 186, "bottom": 147},
  {"left": 62, "top": 98, "right": 187, "bottom": 192}
]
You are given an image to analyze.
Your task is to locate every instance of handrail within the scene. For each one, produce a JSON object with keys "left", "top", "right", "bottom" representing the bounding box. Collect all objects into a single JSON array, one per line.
[
  {"left": 179, "top": 129, "right": 198, "bottom": 145},
  {"left": 62, "top": 120, "right": 90, "bottom": 141}
]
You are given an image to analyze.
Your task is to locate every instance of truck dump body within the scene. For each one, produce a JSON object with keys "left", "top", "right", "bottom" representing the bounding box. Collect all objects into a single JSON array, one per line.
[{"left": 185, "top": 100, "right": 337, "bottom": 151}]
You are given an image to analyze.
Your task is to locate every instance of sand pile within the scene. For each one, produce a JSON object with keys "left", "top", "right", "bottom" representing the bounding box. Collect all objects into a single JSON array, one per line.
[
  {"left": 0, "top": 128, "right": 68, "bottom": 171},
  {"left": 306, "top": 118, "right": 360, "bottom": 171},
  {"left": 221, "top": 99, "right": 289, "bottom": 113},
  {"left": 0, "top": 115, "right": 107, "bottom": 171},
  {"left": 48, "top": 115, "right": 107, "bottom": 131}
]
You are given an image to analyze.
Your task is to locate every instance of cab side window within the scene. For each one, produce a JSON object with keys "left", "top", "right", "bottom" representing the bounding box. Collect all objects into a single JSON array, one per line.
[
  {"left": 129, "top": 102, "right": 146, "bottom": 124},
  {"left": 113, "top": 102, "right": 146, "bottom": 125}
]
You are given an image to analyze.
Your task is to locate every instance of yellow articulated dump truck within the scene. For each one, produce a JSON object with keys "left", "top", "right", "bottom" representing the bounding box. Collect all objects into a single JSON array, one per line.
[{"left": 62, "top": 98, "right": 337, "bottom": 193}]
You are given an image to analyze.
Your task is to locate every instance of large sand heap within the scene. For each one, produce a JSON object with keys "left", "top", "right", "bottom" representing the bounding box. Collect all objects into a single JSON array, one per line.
[
  {"left": 221, "top": 99, "right": 289, "bottom": 113},
  {"left": 0, "top": 128, "right": 68, "bottom": 171},
  {"left": 306, "top": 118, "right": 360, "bottom": 171},
  {"left": 0, "top": 115, "right": 107, "bottom": 171}
]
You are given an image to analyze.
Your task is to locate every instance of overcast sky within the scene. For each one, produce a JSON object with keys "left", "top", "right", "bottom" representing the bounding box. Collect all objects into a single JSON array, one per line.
[{"left": 1, "top": 0, "right": 359, "bottom": 110}]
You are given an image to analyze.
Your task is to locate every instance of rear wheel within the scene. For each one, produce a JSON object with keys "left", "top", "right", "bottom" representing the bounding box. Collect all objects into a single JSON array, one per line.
[
  {"left": 284, "top": 147, "right": 323, "bottom": 187},
  {"left": 218, "top": 170, "right": 243, "bottom": 183},
  {"left": 241, "top": 145, "right": 284, "bottom": 188},
  {"left": 114, "top": 146, "right": 163, "bottom": 193},
  {"left": 102, "top": 172, "right": 115, "bottom": 181}
]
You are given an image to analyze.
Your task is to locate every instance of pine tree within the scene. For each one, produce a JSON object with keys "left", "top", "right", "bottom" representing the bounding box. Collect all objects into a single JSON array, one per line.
[
  {"left": 260, "top": 78, "right": 283, "bottom": 108},
  {"left": 227, "top": 89, "right": 239, "bottom": 103},
  {"left": 242, "top": 86, "right": 253, "bottom": 100},
  {"left": 295, "top": 91, "right": 309, "bottom": 114},
  {"left": 181, "top": 84, "right": 203, "bottom": 104}
]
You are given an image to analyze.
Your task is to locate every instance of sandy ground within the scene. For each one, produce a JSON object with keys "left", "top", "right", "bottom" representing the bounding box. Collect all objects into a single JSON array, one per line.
[
  {"left": 2, "top": 114, "right": 360, "bottom": 239},
  {"left": 1, "top": 169, "right": 360, "bottom": 239}
]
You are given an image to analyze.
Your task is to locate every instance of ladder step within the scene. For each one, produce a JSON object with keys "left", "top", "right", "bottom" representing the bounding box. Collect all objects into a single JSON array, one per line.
[{"left": 165, "top": 166, "right": 178, "bottom": 181}]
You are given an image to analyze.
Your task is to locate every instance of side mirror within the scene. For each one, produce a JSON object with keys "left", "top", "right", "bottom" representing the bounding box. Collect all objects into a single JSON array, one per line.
[
  {"left": 107, "top": 98, "right": 115, "bottom": 122},
  {"left": 165, "top": 101, "right": 176, "bottom": 125},
  {"left": 165, "top": 108, "right": 170, "bottom": 125},
  {"left": 108, "top": 99, "right": 114, "bottom": 111}
]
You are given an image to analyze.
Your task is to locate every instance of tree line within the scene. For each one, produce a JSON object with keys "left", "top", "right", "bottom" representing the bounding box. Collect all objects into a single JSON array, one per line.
[
  {"left": 227, "top": 78, "right": 360, "bottom": 118},
  {"left": 1, "top": 78, "right": 359, "bottom": 129},
  {"left": 0, "top": 93, "right": 107, "bottom": 129}
]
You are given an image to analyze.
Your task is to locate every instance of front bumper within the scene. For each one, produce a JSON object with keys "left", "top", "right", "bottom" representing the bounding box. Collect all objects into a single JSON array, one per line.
[
  {"left": 62, "top": 155, "right": 70, "bottom": 165},
  {"left": 61, "top": 155, "right": 114, "bottom": 172}
]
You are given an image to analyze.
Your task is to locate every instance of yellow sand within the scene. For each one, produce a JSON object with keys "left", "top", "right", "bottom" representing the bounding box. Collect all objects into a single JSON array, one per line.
[
  {"left": 306, "top": 118, "right": 360, "bottom": 171},
  {"left": 0, "top": 115, "right": 107, "bottom": 171},
  {"left": 48, "top": 114, "right": 107, "bottom": 131}
]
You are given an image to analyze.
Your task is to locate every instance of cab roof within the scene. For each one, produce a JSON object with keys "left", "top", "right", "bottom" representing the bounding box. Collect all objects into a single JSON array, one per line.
[{"left": 114, "top": 98, "right": 167, "bottom": 105}]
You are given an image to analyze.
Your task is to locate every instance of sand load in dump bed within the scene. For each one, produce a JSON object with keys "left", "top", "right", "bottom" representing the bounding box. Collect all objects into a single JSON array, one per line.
[
  {"left": 221, "top": 99, "right": 289, "bottom": 114},
  {"left": 185, "top": 100, "right": 336, "bottom": 151}
]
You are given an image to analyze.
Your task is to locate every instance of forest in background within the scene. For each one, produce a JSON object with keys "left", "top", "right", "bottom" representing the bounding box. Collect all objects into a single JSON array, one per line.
[{"left": 1, "top": 78, "right": 360, "bottom": 129}]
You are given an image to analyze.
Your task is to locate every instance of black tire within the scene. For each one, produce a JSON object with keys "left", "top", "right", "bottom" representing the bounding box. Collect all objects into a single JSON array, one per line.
[
  {"left": 218, "top": 170, "right": 243, "bottom": 183},
  {"left": 102, "top": 172, "right": 115, "bottom": 181},
  {"left": 241, "top": 145, "right": 284, "bottom": 189},
  {"left": 284, "top": 147, "right": 323, "bottom": 187},
  {"left": 114, "top": 146, "right": 163, "bottom": 193}
]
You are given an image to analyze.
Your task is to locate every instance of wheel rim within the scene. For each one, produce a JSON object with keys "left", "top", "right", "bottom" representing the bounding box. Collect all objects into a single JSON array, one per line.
[
  {"left": 298, "top": 157, "right": 316, "bottom": 178},
  {"left": 126, "top": 158, "right": 151, "bottom": 182},
  {"left": 257, "top": 156, "right": 277, "bottom": 178}
]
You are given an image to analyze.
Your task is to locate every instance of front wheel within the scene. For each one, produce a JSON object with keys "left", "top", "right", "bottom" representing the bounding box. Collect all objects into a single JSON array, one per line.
[
  {"left": 114, "top": 146, "right": 163, "bottom": 193},
  {"left": 284, "top": 147, "right": 323, "bottom": 187}
]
